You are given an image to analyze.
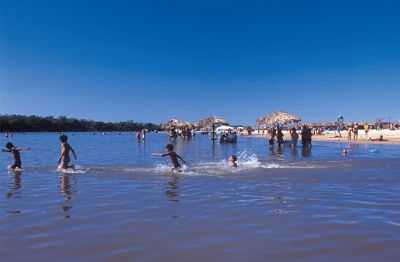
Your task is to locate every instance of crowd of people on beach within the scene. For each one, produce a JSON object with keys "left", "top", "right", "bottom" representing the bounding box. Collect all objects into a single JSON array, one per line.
[{"left": 343, "top": 123, "right": 388, "bottom": 142}]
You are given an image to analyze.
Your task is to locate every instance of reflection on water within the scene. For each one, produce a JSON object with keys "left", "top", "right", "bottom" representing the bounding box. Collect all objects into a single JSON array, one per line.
[
  {"left": 7, "top": 172, "right": 22, "bottom": 199},
  {"left": 165, "top": 175, "right": 179, "bottom": 203},
  {"left": 269, "top": 145, "right": 284, "bottom": 160},
  {"left": 290, "top": 146, "right": 298, "bottom": 158},
  {"left": 59, "top": 174, "right": 77, "bottom": 219},
  {"left": 302, "top": 146, "right": 312, "bottom": 158}
]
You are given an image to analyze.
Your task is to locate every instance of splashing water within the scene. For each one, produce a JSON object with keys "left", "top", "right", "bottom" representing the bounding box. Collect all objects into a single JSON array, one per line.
[
  {"left": 57, "top": 165, "right": 89, "bottom": 174},
  {"left": 236, "top": 151, "right": 262, "bottom": 169}
]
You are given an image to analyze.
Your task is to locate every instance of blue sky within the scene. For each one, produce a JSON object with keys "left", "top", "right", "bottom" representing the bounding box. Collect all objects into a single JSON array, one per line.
[{"left": 1, "top": 0, "right": 399, "bottom": 125}]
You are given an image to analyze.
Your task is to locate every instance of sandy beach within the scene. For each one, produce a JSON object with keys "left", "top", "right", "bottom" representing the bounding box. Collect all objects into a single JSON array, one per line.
[{"left": 251, "top": 129, "right": 400, "bottom": 145}]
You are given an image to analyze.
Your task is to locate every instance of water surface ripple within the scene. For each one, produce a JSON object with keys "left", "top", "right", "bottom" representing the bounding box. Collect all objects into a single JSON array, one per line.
[{"left": 1, "top": 133, "right": 400, "bottom": 261}]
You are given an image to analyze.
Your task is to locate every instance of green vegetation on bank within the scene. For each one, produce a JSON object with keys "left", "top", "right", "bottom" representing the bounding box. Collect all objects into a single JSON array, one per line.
[{"left": 0, "top": 115, "right": 161, "bottom": 132}]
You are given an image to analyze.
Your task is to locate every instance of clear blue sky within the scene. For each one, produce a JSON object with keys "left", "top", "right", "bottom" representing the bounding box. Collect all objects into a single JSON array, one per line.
[{"left": 1, "top": 0, "right": 399, "bottom": 125}]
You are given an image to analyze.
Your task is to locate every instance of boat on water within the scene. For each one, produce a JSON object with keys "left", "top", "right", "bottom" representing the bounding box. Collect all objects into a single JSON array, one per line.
[{"left": 220, "top": 132, "right": 238, "bottom": 144}]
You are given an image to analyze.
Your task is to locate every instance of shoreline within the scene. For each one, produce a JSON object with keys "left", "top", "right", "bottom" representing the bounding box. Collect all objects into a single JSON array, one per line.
[
  {"left": 247, "top": 134, "right": 400, "bottom": 145},
  {"left": 311, "top": 135, "right": 400, "bottom": 145}
]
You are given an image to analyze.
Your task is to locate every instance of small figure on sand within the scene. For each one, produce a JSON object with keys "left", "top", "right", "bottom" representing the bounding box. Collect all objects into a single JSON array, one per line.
[
  {"left": 347, "top": 126, "right": 353, "bottom": 142},
  {"left": 228, "top": 155, "right": 238, "bottom": 168},
  {"left": 156, "top": 144, "right": 186, "bottom": 171},
  {"left": 58, "top": 135, "right": 77, "bottom": 170},
  {"left": 2, "top": 142, "right": 30, "bottom": 171},
  {"left": 353, "top": 124, "right": 359, "bottom": 141},
  {"left": 364, "top": 123, "right": 369, "bottom": 139},
  {"left": 369, "top": 135, "right": 387, "bottom": 142}
]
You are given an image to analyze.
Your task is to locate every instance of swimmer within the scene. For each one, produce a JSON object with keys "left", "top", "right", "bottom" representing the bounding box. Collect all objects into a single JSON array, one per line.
[
  {"left": 2, "top": 142, "right": 30, "bottom": 170},
  {"left": 57, "top": 135, "right": 77, "bottom": 170},
  {"left": 228, "top": 155, "right": 238, "bottom": 168},
  {"left": 342, "top": 148, "right": 349, "bottom": 156}
]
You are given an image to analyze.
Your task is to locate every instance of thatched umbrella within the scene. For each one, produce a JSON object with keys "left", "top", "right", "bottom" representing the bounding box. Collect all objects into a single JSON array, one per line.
[
  {"left": 162, "top": 119, "right": 193, "bottom": 130},
  {"left": 256, "top": 112, "right": 301, "bottom": 127},
  {"left": 197, "top": 116, "right": 228, "bottom": 129}
]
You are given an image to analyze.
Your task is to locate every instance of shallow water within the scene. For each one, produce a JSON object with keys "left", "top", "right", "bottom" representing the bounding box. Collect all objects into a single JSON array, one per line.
[{"left": 1, "top": 133, "right": 400, "bottom": 261}]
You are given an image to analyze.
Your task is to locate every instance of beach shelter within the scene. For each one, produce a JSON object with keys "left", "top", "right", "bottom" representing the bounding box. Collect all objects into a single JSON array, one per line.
[
  {"left": 196, "top": 116, "right": 228, "bottom": 130},
  {"left": 256, "top": 111, "right": 301, "bottom": 128},
  {"left": 162, "top": 119, "right": 193, "bottom": 130}
]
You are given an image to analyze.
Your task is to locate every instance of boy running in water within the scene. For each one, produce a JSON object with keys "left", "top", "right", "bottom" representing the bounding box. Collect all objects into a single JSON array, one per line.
[
  {"left": 159, "top": 144, "right": 186, "bottom": 170},
  {"left": 2, "top": 142, "right": 30, "bottom": 170},
  {"left": 58, "top": 135, "right": 77, "bottom": 170}
]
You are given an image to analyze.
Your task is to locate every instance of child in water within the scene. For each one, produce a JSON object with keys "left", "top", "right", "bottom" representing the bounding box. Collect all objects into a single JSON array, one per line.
[
  {"left": 58, "top": 135, "right": 77, "bottom": 170},
  {"left": 160, "top": 144, "right": 186, "bottom": 170},
  {"left": 342, "top": 148, "right": 349, "bottom": 156},
  {"left": 228, "top": 155, "right": 238, "bottom": 168},
  {"left": 2, "top": 142, "right": 30, "bottom": 170}
]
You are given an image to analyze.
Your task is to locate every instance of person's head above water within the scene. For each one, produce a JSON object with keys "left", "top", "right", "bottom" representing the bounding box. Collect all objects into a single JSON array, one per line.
[
  {"left": 166, "top": 144, "right": 174, "bottom": 152},
  {"left": 59, "top": 134, "right": 68, "bottom": 143},
  {"left": 229, "top": 155, "right": 238, "bottom": 167},
  {"left": 5, "top": 142, "right": 14, "bottom": 149}
]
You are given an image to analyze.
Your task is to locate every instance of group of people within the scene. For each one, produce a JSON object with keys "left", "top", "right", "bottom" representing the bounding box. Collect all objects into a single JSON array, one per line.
[
  {"left": 136, "top": 129, "right": 147, "bottom": 142},
  {"left": 3, "top": 134, "right": 77, "bottom": 172},
  {"left": 268, "top": 125, "right": 313, "bottom": 148},
  {"left": 347, "top": 124, "right": 360, "bottom": 141},
  {"left": 169, "top": 128, "right": 195, "bottom": 140},
  {"left": 3, "top": 134, "right": 190, "bottom": 173}
]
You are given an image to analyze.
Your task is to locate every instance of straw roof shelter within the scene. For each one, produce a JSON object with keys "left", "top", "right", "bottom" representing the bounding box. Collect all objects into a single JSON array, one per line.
[
  {"left": 197, "top": 116, "right": 228, "bottom": 129},
  {"left": 256, "top": 112, "right": 301, "bottom": 127},
  {"left": 162, "top": 119, "right": 193, "bottom": 130}
]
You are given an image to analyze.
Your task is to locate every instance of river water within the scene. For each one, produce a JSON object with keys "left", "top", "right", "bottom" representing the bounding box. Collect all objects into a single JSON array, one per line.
[{"left": 1, "top": 132, "right": 399, "bottom": 261}]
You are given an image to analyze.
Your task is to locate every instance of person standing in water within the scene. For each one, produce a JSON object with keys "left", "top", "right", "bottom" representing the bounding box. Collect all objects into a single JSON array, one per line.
[
  {"left": 2, "top": 142, "right": 30, "bottom": 170},
  {"left": 142, "top": 129, "right": 146, "bottom": 141},
  {"left": 58, "top": 135, "right": 77, "bottom": 170},
  {"left": 269, "top": 127, "right": 277, "bottom": 145},
  {"left": 136, "top": 130, "right": 142, "bottom": 142},
  {"left": 290, "top": 127, "right": 299, "bottom": 148},
  {"left": 277, "top": 127, "right": 284, "bottom": 146}
]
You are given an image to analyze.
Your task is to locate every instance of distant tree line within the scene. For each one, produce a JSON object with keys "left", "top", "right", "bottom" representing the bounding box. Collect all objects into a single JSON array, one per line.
[{"left": 0, "top": 115, "right": 161, "bottom": 132}]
